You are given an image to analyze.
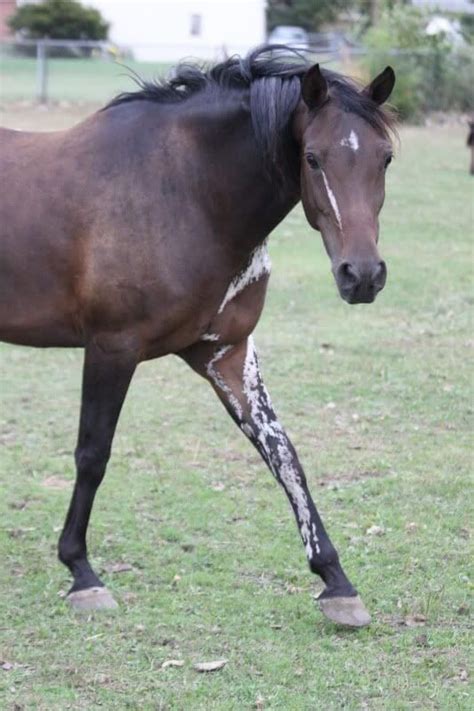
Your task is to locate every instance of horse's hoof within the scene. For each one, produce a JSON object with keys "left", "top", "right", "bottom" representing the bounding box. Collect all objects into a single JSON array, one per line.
[
  {"left": 318, "top": 594, "right": 371, "bottom": 628},
  {"left": 66, "top": 586, "right": 118, "bottom": 611}
]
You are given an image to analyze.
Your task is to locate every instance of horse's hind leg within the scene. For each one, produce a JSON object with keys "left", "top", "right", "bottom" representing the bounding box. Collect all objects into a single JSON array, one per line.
[
  {"left": 58, "top": 342, "right": 136, "bottom": 610},
  {"left": 181, "top": 337, "right": 371, "bottom": 628}
]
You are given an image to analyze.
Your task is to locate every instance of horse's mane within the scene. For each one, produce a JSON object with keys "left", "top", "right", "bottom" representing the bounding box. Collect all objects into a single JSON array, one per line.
[{"left": 105, "top": 45, "right": 395, "bottom": 170}]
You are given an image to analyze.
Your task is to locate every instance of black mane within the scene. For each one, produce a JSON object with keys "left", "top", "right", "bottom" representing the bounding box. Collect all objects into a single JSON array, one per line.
[{"left": 105, "top": 45, "right": 395, "bottom": 171}]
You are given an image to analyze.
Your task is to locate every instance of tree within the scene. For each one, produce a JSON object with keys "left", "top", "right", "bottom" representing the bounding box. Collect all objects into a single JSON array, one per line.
[
  {"left": 8, "top": 0, "right": 109, "bottom": 40},
  {"left": 267, "top": 0, "right": 355, "bottom": 32}
]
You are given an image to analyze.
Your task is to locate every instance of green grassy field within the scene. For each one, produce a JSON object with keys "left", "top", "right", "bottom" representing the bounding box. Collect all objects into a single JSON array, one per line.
[
  {"left": 0, "top": 56, "right": 171, "bottom": 104},
  {"left": 0, "top": 120, "right": 472, "bottom": 709}
]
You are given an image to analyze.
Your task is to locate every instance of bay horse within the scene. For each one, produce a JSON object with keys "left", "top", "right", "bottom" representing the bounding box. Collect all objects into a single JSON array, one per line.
[{"left": 0, "top": 47, "right": 396, "bottom": 627}]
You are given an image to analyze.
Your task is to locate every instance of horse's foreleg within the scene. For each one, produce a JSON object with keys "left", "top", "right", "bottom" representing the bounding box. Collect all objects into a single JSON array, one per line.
[
  {"left": 58, "top": 343, "right": 136, "bottom": 610},
  {"left": 181, "top": 337, "right": 371, "bottom": 627}
]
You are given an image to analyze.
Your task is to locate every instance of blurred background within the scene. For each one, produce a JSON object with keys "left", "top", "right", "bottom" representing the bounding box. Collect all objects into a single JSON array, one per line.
[{"left": 0, "top": 0, "right": 472, "bottom": 129}]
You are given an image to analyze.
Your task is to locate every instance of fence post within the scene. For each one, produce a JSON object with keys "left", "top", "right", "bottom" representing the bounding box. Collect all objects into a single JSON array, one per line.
[{"left": 36, "top": 39, "right": 48, "bottom": 104}]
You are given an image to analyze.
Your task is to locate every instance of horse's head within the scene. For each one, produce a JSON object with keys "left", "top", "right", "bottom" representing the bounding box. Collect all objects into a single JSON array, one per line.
[{"left": 296, "top": 65, "right": 396, "bottom": 304}]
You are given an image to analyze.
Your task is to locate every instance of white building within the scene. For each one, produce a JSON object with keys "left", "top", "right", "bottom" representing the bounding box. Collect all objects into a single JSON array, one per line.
[{"left": 89, "top": 0, "right": 266, "bottom": 62}]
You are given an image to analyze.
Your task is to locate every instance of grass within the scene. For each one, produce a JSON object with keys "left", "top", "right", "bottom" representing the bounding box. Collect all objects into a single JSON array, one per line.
[
  {"left": 0, "top": 120, "right": 472, "bottom": 709},
  {"left": 0, "top": 56, "right": 171, "bottom": 104}
]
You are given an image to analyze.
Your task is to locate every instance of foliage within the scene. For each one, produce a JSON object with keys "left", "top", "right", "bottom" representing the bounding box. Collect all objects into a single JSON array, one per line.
[
  {"left": 363, "top": 4, "right": 474, "bottom": 119},
  {"left": 266, "top": 0, "right": 354, "bottom": 32},
  {"left": 460, "top": 4, "right": 474, "bottom": 44},
  {"left": 8, "top": 0, "right": 109, "bottom": 41}
]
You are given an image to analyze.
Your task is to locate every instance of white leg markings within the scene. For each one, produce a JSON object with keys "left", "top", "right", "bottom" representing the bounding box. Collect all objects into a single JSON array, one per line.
[
  {"left": 206, "top": 345, "right": 243, "bottom": 420},
  {"left": 218, "top": 241, "right": 271, "bottom": 314},
  {"left": 242, "top": 336, "right": 320, "bottom": 558}
]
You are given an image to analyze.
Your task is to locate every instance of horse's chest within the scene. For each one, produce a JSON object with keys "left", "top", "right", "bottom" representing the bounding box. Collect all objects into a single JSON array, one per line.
[{"left": 202, "top": 241, "right": 271, "bottom": 345}]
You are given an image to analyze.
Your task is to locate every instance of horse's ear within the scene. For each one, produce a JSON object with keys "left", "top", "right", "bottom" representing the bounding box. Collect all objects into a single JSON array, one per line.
[
  {"left": 363, "top": 66, "right": 396, "bottom": 105},
  {"left": 301, "top": 64, "right": 328, "bottom": 110}
]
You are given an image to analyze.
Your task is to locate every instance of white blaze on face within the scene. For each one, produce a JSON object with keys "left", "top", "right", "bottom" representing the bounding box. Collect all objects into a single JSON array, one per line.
[
  {"left": 218, "top": 241, "right": 271, "bottom": 314},
  {"left": 321, "top": 170, "right": 343, "bottom": 231},
  {"left": 242, "top": 336, "right": 320, "bottom": 559},
  {"left": 340, "top": 129, "right": 359, "bottom": 152}
]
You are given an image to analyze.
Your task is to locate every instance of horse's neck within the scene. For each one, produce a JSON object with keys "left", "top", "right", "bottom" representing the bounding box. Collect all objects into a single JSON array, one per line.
[{"left": 177, "top": 96, "right": 300, "bottom": 249}]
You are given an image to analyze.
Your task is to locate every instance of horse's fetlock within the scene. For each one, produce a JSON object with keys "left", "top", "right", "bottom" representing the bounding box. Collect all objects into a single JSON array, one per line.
[{"left": 58, "top": 540, "right": 86, "bottom": 567}]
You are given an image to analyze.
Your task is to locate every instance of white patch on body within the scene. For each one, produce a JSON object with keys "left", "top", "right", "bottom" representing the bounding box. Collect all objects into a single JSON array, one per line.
[
  {"left": 242, "top": 336, "right": 320, "bottom": 559},
  {"left": 206, "top": 345, "right": 243, "bottom": 420},
  {"left": 218, "top": 241, "right": 271, "bottom": 314},
  {"left": 340, "top": 129, "right": 359, "bottom": 151},
  {"left": 201, "top": 332, "right": 219, "bottom": 342},
  {"left": 321, "top": 170, "right": 343, "bottom": 231}
]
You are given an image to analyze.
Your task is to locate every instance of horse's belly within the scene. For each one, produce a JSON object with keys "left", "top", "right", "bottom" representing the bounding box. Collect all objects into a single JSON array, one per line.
[{"left": 0, "top": 296, "right": 83, "bottom": 348}]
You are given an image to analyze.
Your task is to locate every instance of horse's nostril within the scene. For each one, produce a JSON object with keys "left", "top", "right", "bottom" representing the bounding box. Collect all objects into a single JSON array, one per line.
[
  {"left": 372, "top": 260, "right": 387, "bottom": 286},
  {"left": 338, "top": 262, "right": 359, "bottom": 286}
]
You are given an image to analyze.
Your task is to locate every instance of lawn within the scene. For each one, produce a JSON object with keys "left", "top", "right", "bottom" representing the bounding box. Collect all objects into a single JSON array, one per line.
[
  {"left": 0, "top": 117, "right": 472, "bottom": 709},
  {"left": 0, "top": 56, "right": 171, "bottom": 104}
]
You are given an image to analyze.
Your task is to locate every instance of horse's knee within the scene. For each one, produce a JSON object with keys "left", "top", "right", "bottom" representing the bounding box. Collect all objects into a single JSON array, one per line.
[{"left": 75, "top": 443, "right": 110, "bottom": 487}]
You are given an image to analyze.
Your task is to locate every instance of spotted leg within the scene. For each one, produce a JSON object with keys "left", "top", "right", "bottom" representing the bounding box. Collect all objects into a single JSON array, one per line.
[
  {"left": 58, "top": 342, "right": 136, "bottom": 611},
  {"left": 181, "top": 336, "right": 371, "bottom": 627}
]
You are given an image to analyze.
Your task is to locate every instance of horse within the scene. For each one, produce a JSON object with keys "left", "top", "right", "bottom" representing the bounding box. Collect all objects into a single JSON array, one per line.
[
  {"left": 0, "top": 46, "right": 396, "bottom": 627},
  {"left": 467, "top": 120, "right": 474, "bottom": 175}
]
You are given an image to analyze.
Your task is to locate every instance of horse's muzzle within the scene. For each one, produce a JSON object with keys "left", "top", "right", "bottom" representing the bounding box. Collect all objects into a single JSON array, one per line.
[{"left": 335, "top": 260, "right": 387, "bottom": 304}]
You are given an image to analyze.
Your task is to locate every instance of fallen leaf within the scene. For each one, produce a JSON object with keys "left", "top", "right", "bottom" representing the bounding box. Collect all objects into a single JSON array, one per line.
[
  {"left": 366, "top": 525, "right": 385, "bottom": 536},
  {"left": 1, "top": 661, "right": 14, "bottom": 671},
  {"left": 193, "top": 659, "right": 228, "bottom": 673},
  {"left": 161, "top": 659, "right": 184, "bottom": 669},
  {"left": 105, "top": 562, "right": 133, "bottom": 574},
  {"left": 405, "top": 522, "right": 418, "bottom": 533}
]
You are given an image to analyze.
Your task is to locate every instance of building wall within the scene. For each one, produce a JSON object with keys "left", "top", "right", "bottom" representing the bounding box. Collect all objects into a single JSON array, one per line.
[
  {"left": 90, "top": 0, "right": 266, "bottom": 61},
  {"left": 0, "top": 0, "right": 17, "bottom": 39}
]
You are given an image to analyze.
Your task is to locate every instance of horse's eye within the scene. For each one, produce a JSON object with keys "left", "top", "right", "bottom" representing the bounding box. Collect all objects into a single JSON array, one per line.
[
  {"left": 306, "top": 153, "right": 320, "bottom": 170},
  {"left": 384, "top": 154, "right": 393, "bottom": 169}
]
